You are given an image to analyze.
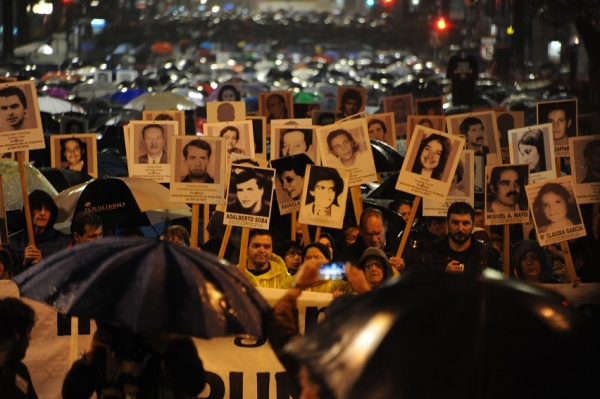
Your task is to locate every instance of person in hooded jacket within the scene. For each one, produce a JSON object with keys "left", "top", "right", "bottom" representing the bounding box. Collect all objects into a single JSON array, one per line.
[
  {"left": 7, "top": 190, "right": 70, "bottom": 275},
  {"left": 510, "top": 239, "right": 560, "bottom": 284}
]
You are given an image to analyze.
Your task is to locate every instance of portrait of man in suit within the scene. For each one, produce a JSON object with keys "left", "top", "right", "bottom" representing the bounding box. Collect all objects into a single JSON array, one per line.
[{"left": 138, "top": 124, "right": 168, "bottom": 164}]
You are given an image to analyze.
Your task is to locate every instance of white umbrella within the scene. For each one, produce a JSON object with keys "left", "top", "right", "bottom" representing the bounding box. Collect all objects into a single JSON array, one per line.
[
  {"left": 124, "top": 92, "right": 197, "bottom": 111},
  {"left": 37, "top": 96, "right": 85, "bottom": 114}
]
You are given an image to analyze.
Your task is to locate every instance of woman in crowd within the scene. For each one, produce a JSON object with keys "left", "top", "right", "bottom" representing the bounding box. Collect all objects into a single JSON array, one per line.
[
  {"left": 510, "top": 239, "right": 559, "bottom": 284},
  {"left": 301, "top": 242, "right": 351, "bottom": 294},
  {"left": 276, "top": 240, "right": 303, "bottom": 276}
]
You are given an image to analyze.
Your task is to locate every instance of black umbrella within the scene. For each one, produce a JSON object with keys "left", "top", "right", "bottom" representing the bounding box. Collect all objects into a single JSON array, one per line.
[
  {"left": 14, "top": 237, "right": 270, "bottom": 340},
  {"left": 370, "top": 139, "right": 404, "bottom": 173},
  {"left": 364, "top": 172, "right": 415, "bottom": 201},
  {"left": 38, "top": 167, "right": 93, "bottom": 193},
  {"left": 288, "top": 270, "right": 600, "bottom": 399}
]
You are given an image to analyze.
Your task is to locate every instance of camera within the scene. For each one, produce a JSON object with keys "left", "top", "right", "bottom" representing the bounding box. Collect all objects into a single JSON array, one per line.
[{"left": 319, "top": 262, "right": 347, "bottom": 281}]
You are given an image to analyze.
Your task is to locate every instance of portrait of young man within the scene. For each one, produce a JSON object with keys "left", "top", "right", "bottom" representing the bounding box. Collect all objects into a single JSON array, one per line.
[
  {"left": 336, "top": 87, "right": 366, "bottom": 120},
  {"left": 537, "top": 100, "right": 577, "bottom": 152},
  {"left": 0, "top": 84, "right": 36, "bottom": 132}
]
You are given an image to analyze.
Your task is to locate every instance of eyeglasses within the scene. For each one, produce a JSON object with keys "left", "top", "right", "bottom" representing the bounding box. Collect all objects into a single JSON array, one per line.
[
  {"left": 365, "top": 261, "right": 383, "bottom": 269},
  {"left": 520, "top": 254, "right": 540, "bottom": 263}
]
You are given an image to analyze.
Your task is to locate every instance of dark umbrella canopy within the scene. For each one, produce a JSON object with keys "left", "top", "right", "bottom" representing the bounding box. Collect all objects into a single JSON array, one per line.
[
  {"left": 15, "top": 237, "right": 270, "bottom": 339},
  {"left": 288, "top": 270, "right": 600, "bottom": 399},
  {"left": 370, "top": 139, "right": 404, "bottom": 173},
  {"left": 38, "top": 167, "right": 93, "bottom": 193}
]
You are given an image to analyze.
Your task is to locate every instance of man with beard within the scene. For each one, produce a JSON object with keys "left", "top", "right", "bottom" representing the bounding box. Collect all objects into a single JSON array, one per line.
[
  {"left": 459, "top": 117, "right": 489, "bottom": 155},
  {"left": 181, "top": 139, "right": 214, "bottom": 183},
  {"left": 486, "top": 166, "right": 527, "bottom": 213},
  {"left": 419, "top": 202, "right": 500, "bottom": 273},
  {"left": 0, "top": 297, "right": 38, "bottom": 399},
  {"left": 241, "top": 229, "right": 293, "bottom": 289}
]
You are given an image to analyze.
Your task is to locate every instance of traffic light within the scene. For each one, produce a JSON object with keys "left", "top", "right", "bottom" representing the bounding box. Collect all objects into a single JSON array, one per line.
[{"left": 436, "top": 17, "right": 447, "bottom": 31}]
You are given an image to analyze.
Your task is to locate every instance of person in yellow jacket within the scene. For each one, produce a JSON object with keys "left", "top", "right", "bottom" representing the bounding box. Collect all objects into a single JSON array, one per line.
[
  {"left": 301, "top": 242, "right": 351, "bottom": 294},
  {"left": 241, "top": 229, "right": 294, "bottom": 289}
]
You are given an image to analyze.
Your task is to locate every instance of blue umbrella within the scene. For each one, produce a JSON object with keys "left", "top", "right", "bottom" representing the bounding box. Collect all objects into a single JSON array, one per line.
[
  {"left": 15, "top": 237, "right": 270, "bottom": 339},
  {"left": 110, "top": 88, "right": 148, "bottom": 105}
]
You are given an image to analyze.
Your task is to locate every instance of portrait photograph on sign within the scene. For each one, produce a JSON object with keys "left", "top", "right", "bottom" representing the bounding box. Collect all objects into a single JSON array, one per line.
[
  {"left": 50, "top": 134, "right": 98, "bottom": 178},
  {"left": 258, "top": 91, "right": 294, "bottom": 124},
  {"left": 569, "top": 135, "right": 600, "bottom": 204},
  {"left": 224, "top": 165, "right": 275, "bottom": 230},
  {"left": 446, "top": 110, "right": 501, "bottom": 165},
  {"left": 272, "top": 154, "right": 314, "bottom": 215},
  {"left": 271, "top": 125, "right": 317, "bottom": 163},
  {"left": 316, "top": 118, "right": 377, "bottom": 186},
  {"left": 484, "top": 164, "right": 530, "bottom": 225},
  {"left": 215, "top": 83, "right": 242, "bottom": 102},
  {"left": 508, "top": 123, "right": 556, "bottom": 184},
  {"left": 206, "top": 101, "right": 246, "bottom": 123},
  {"left": 247, "top": 116, "right": 267, "bottom": 161},
  {"left": 415, "top": 97, "right": 444, "bottom": 116},
  {"left": 423, "top": 150, "right": 475, "bottom": 217},
  {"left": 270, "top": 118, "right": 313, "bottom": 127},
  {"left": 335, "top": 87, "right": 366, "bottom": 121},
  {"left": 407, "top": 115, "right": 446, "bottom": 146},
  {"left": 0, "top": 81, "right": 44, "bottom": 153},
  {"left": 312, "top": 110, "right": 336, "bottom": 126},
  {"left": 298, "top": 165, "right": 350, "bottom": 229},
  {"left": 525, "top": 176, "right": 586, "bottom": 246},
  {"left": 126, "top": 120, "right": 178, "bottom": 182},
  {"left": 143, "top": 110, "right": 185, "bottom": 135},
  {"left": 366, "top": 112, "right": 396, "bottom": 149},
  {"left": 215, "top": 154, "right": 269, "bottom": 213},
  {"left": 294, "top": 103, "right": 320, "bottom": 120},
  {"left": 169, "top": 136, "right": 225, "bottom": 204},
  {"left": 496, "top": 110, "right": 525, "bottom": 159},
  {"left": 536, "top": 99, "right": 577, "bottom": 156},
  {"left": 60, "top": 116, "right": 89, "bottom": 134},
  {"left": 383, "top": 93, "right": 414, "bottom": 139},
  {"left": 396, "top": 127, "right": 464, "bottom": 202},
  {"left": 94, "top": 70, "right": 112, "bottom": 83},
  {"left": 204, "top": 120, "right": 255, "bottom": 165}
]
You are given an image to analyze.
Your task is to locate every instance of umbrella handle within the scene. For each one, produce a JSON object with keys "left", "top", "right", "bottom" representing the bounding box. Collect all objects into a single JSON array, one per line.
[{"left": 17, "top": 152, "right": 35, "bottom": 247}]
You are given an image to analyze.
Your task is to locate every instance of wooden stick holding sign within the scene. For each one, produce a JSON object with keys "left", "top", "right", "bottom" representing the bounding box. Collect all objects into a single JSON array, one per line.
[
  {"left": 203, "top": 204, "right": 210, "bottom": 244},
  {"left": 396, "top": 196, "right": 421, "bottom": 259},
  {"left": 190, "top": 203, "right": 200, "bottom": 249},
  {"left": 17, "top": 151, "right": 35, "bottom": 246},
  {"left": 554, "top": 158, "right": 578, "bottom": 284},
  {"left": 350, "top": 185, "right": 363, "bottom": 226},
  {"left": 219, "top": 225, "right": 233, "bottom": 259}
]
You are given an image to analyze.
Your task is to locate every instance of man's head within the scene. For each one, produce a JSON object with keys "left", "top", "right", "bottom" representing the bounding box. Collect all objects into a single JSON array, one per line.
[
  {"left": 0, "top": 86, "right": 28, "bottom": 130},
  {"left": 547, "top": 107, "right": 572, "bottom": 142},
  {"left": 426, "top": 216, "right": 447, "bottom": 237},
  {"left": 216, "top": 103, "right": 235, "bottom": 122},
  {"left": 340, "top": 89, "right": 362, "bottom": 116},
  {"left": 28, "top": 190, "right": 57, "bottom": 234},
  {"left": 389, "top": 199, "right": 412, "bottom": 222},
  {"left": 343, "top": 226, "right": 359, "bottom": 248},
  {"left": 489, "top": 166, "right": 523, "bottom": 209},
  {"left": 583, "top": 139, "right": 600, "bottom": 174},
  {"left": 446, "top": 201, "right": 475, "bottom": 247},
  {"left": 141, "top": 124, "right": 165, "bottom": 158},
  {"left": 70, "top": 211, "right": 103, "bottom": 245},
  {"left": 359, "top": 208, "right": 387, "bottom": 249},
  {"left": 275, "top": 157, "right": 307, "bottom": 201},
  {"left": 0, "top": 297, "right": 35, "bottom": 367},
  {"left": 234, "top": 168, "right": 267, "bottom": 211},
  {"left": 280, "top": 128, "right": 312, "bottom": 157},
  {"left": 368, "top": 119, "right": 387, "bottom": 141},
  {"left": 183, "top": 139, "right": 212, "bottom": 181},
  {"left": 306, "top": 167, "right": 344, "bottom": 209},
  {"left": 459, "top": 117, "right": 485, "bottom": 149},
  {"left": 358, "top": 247, "right": 392, "bottom": 289},
  {"left": 327, "top": 129, "right": 358, "bottom": 162},
  {"left": 220, "top": 126, "right": 240, "bottom": 153},
  {"left": 247, "top": 229, "right": 273, "bottom": 271}
]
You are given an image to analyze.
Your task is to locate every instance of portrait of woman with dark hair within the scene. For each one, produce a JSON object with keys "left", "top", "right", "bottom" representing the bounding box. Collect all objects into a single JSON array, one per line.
[
  {"left": 301, "top": 166, "right": 345, "bottom": 219},
  {"left": 217, "top": 84, "right": 241, "bottom": 102},
  {"left": 411, "top": 133, "right": 451, "bottom": 180},
  {"left": 518, "top": 129, "right": 546, "bottom": 173},
  {"left": 60, "top": 137, "right": 88, "bottom": 174},
  {"left": 532, "top": 182, "right": 582, "bottom": 233}
]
